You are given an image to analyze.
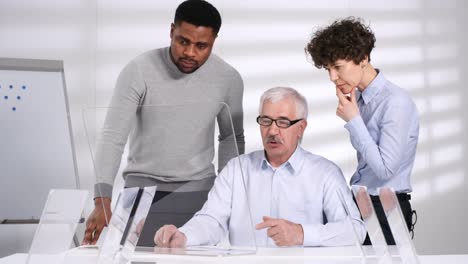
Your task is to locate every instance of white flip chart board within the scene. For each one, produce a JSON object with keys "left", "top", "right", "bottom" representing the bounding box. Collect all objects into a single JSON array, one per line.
[{"left": 0, "top": 58, "right": 79, "bottom": 221}]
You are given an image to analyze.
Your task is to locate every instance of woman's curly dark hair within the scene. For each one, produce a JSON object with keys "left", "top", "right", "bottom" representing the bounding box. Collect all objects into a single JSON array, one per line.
[{"left": 305, "top": 17, "right": 376, "bottom": 69}]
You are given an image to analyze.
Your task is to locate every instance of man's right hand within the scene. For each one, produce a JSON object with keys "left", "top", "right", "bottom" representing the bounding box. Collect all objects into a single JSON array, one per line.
[
  {"left": 154, "top": 225, "right": 187, "bottom": 248},
  {"left": 82, "top": 197, "right": 112, "bottom": 245}
]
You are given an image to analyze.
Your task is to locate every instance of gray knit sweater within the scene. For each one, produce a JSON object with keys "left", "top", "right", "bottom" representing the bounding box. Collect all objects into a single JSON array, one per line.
[{"left": 93, "top": 47, "right": 244, "bottom": 198}]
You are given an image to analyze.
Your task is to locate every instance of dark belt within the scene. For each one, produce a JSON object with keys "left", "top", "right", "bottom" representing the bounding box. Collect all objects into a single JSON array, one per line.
[{"left": 370, "top": 193, "right": 411, "bottom": 202}]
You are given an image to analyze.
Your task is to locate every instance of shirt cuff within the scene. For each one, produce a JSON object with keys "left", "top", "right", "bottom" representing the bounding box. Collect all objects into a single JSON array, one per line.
[
  {"left": 344, "top": 115, "right": 365, "bottom": 134},
  {"left": 344, "top": 115, "right": 372, "bottom": 150},
  {"left": 94, "top": 183, "right": 113, "bottom": 199},
  {"left": 301, "top": 224, "right": 322, "bottom": 247},
  {"left": 178, "top": 225, "right": 199, "bottom": 246}
]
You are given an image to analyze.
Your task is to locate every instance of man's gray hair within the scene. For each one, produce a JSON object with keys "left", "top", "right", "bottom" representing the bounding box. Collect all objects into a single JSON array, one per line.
[{"left": 259, "top": 87, "right": 308, "bottom": 119}]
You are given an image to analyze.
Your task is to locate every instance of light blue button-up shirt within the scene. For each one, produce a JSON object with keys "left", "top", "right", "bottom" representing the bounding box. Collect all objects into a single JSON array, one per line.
[
  {"left": 179, "top": 146, "right": 365, "bottom": 247},
  {"left": 347, "top": 71, "right": 419, "bottom": 195}
]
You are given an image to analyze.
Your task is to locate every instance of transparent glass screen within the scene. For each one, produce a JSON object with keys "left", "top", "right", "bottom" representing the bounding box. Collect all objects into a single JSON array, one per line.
[
  {"left": 26, "top": 189, "right": 88, "bottom": 264},
  {"left": 351, "top": 185, "right": 392, "bottom": 264},
  {"left": 378, "top": 187, "right": 420, "bottom": 264},
  {"left": 83, "top": 102, "right": 255, "bottom": 258}
]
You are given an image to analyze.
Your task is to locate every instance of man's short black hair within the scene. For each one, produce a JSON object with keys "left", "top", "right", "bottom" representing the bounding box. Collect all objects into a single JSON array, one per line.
[
  {"left": 174, "top": 0, "right": 222, "bottom": 35},
  {"left": 305, "top": 17, "right": 376, "bottom": 69}
]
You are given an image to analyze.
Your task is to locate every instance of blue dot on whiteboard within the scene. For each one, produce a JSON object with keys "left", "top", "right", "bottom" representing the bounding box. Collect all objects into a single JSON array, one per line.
[
  {"left": 17, "top": 96, "right": 21, "bottom": 100},
  {"left": 9, "top": 85, "right": 13, "bottom": 89},
  {"left": 3, "top": 95, "right": 8, "bottom": 100},
  {"left": 12, "top": 107, "right": 16, "bottom": 111},
  {"left": 22, "top": 85, "right": 26, "bottom": 90}
]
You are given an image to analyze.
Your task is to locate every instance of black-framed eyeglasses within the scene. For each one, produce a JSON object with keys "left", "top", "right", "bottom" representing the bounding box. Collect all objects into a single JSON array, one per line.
[{"left": 256, "top": 116, "right": 303, "bottom": 128}]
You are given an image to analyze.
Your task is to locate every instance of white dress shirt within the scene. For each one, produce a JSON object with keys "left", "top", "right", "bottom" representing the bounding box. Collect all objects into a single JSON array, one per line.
[{"left": 179, "top": 146, "right": 366, "bottom": 247}]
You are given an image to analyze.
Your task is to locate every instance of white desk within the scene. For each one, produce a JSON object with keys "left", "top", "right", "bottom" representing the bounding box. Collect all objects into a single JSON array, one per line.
[{"left": 2, "top": 247, "right": 467, "bottom": 264}]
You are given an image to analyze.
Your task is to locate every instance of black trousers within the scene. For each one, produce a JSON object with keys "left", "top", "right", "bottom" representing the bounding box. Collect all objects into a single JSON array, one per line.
[
  {"left": 120, "top": 189, "right": 209, "bottom": 247},
  {"left": 361, "top": 193, "right": 415, "bottom": 245}
]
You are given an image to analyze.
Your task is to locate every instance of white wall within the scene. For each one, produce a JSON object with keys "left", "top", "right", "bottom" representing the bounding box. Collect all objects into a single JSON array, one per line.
[
  {"left": 0, "top": 0, "right": 467, "bottom": 256},
  {"left": 0, "top": 0, "right": 97, "bottom": 257}
]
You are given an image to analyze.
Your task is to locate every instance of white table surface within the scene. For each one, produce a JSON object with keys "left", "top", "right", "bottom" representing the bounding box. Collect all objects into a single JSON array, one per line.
[{"left": 2, "top": 246, "right": 467, "bottom": 264}]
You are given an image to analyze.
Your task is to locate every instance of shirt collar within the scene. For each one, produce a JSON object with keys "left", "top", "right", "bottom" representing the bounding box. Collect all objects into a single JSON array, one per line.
[
  {"left": 359, "top": 69, "right": 385, "bottom": 105},
  {"left": 260, "top": 145, "right": 304, "bottom": 176}
]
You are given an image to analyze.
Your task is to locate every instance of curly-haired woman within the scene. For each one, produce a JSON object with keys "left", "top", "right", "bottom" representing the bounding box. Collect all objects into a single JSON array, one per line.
[{"left": 305, "top": 17, "right": 419, "bottom": 246}]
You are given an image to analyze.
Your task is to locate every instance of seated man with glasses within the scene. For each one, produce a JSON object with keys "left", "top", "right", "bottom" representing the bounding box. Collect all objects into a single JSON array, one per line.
[{"left": 154, "top": 87, "right": 365, "bottom": 248}]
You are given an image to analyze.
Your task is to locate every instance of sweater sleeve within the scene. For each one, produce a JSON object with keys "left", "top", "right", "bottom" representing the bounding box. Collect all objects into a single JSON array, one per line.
[
  {"left": 217, "top": 69, "right": 245, "bottom": 172},
  {"left": 93, "top": 61, "right": 146, "bottom": 198}
]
